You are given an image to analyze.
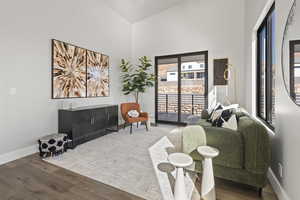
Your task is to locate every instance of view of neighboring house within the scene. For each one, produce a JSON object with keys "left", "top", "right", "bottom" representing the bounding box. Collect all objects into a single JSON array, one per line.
[
  {"left": 157, "top": 61, "right": 206, "bottom": 118},
  {"left": 158, "top": 61, "right": 206, "bottom": 94},
  {"left": 165, "top": 62, "right": 205, "bottom": 82}
]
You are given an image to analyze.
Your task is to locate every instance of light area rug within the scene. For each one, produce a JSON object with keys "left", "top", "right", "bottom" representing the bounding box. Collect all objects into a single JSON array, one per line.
[{"left": 44, "top": 125, "right": 177, "bottom": 200}]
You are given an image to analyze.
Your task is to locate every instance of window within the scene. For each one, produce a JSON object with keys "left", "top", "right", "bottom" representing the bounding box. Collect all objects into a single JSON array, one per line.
[
  {"left": 257, "top": 3, "right": 275, "bottom": 128},
  {"left": 183, "top": 72, "right": 194, "bottom": 79},
  {"left": 155, "top": 51, "right": 208, "bottom": 124},
  {"left": 289, "top": 40, "right": 300, "bottom": 104},
  {"left": 188, "top": 65, "right": 192, "bottom": 69},
  {"left": 196, "top": 72, "right": 204, "bottom": 79}
]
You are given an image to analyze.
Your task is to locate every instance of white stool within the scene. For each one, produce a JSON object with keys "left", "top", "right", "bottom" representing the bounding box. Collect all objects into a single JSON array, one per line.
[
  {"left": 197, "top": 146, "right": 219, "bottom": 200},
  {"left": 168, "top": 153, "right": 193, "bottom": 200}
]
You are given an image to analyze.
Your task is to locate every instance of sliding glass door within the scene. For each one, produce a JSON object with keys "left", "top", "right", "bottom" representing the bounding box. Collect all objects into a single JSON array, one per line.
[
  {"left": 156, "top": 57, "right": 179, "bottom": 123},
  {"left": 155, "top": 51, "right": 208, "bottom": 124}
]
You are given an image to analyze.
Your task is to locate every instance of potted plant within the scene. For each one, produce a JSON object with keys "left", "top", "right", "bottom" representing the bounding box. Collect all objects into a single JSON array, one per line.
[{"left": 120, "top": 56, "right": 155, "bottom": 103}]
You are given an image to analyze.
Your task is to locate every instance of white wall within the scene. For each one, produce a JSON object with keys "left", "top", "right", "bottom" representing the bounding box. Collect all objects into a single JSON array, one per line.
[
  {"left": 0, "top": 0, "right": 132, "bottom": 155},
  {"left": 276, "top": 0, "right": 300, "bottom": 199},
  {"left": 245, "top": 0, "right": 300, "bottom": 199},
  {"left": 132, "top": 0, "right": 245, "bottom": 116}
]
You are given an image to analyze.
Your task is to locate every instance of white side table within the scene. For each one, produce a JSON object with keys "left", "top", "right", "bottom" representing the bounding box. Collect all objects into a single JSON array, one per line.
[
  {"left": 168, "top": 153, "right": 193, "bottom": 200},
  {"left": 197, "top": 146, "right": 219, "bottom": 200}
]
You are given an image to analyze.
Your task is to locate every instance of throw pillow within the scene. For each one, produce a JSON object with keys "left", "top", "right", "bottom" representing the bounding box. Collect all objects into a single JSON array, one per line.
[
  {"left": 222, "top": 114, "right": 238, "bottom": 131},
  {"left": 128, "top": 110, "right": 139, "bottom": 118},
  {"left": 207, "top": 103, "right": 223, "bottom": 122},
  {"left": 222, "top": 104, "right": 239, "bottom": 111},
  {"left": 210, "top": 109, "right": 223, "bottom": 125},
  {"left": 212, "top": 109, "right": 233, "bottom": 127}
]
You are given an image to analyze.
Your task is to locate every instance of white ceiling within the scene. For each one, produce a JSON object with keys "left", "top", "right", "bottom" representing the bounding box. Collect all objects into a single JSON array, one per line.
[{"left": 102, "top": 0, "right": 185, "bottom": 23}]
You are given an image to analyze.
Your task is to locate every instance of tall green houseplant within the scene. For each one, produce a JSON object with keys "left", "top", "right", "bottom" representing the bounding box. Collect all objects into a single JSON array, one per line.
[{"left": 120, "top": 56, "right": 155, "bottom": 103}]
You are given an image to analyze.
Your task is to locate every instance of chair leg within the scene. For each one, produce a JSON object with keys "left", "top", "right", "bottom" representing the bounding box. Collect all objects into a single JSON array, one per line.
[
  {"left": 124, "top": 123, "right": 126, "bottom": 129},
  {"left": 258, "top": 188, "right": 263, "bottom": 197},
  {"left": 145, "top": 121, "right": 149, "bottom": 131},
  {"left": 130, "top": 123, "right": 133, "bottom": 134},
  {"left": 137, "top": 122, "right": 139, "bottom": 128}
]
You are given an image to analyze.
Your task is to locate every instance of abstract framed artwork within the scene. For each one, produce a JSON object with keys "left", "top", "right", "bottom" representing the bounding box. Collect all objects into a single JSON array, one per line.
[
  {"left": 51, "top": 39, "right": 110, "bottom": 99},
  {"left": 100, "top": 54, "right": 110, "bottom": 96},
  {"left": 87, "top": 51, "right": 109, "bottom": 97},
  {"left": 52, "top": 39, "right": 87, "bottom": 99}
]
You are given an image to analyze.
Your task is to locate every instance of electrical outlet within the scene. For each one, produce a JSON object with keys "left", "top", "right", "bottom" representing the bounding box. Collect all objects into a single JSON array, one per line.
[{"left": 278, "top": 163, "right": 283, "bottom": 178}]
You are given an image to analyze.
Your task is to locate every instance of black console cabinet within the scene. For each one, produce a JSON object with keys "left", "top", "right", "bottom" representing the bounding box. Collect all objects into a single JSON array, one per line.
[{"left": 58, "top": 105, "right": 118, "bottom": 148}]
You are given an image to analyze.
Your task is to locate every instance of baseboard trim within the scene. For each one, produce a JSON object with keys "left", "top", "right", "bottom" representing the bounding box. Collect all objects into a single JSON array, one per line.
[
  {"left": 0, "top": 145, "right": 38, "bottom": 166},
  {"left": 267, "top": 168, "right": 291, "bottom": 200}
]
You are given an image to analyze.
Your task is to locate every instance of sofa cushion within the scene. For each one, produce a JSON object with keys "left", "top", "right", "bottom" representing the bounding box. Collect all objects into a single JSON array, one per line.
[{"left": 190, "top": 125, "right": 244, "bottom": 169}]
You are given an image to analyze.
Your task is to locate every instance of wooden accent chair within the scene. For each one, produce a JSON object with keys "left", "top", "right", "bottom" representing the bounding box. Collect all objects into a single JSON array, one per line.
[{"left": 121, "top": 103, "right": 149, "bottom": 134}]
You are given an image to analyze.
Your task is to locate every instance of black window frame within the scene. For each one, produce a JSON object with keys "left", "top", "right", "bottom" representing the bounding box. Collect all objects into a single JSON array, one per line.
[
  {"left": 155, "top": 51, "right": 208, "bottom": 125},
  {"left": 256, "top": 3, "right": 275, "bottom": 130},
  {"left": 289, "top": 40, "right": 300, "bottom": 101}
]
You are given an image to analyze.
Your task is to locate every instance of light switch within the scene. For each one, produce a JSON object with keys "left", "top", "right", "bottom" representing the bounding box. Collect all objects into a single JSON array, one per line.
[{"left": 9, "top": 88, "right": 17, "bottom": 96}]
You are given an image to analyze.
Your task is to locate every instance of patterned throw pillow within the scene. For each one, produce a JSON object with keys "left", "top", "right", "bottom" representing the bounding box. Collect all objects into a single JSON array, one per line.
[
  {"left": 222, "top": 114, "right": 238, "bottom": 131},
  {"left": 207, "top": 103, "right": 223, "bottom": 122},
  {"left": 128, "top": 110, "right": 139, "bottom": 118},
  {"left": 212, "top": 109, "right": 233, "bottom": 127},
  {"left": 211, "top": 110, "right": 223, "bottom": 125}
]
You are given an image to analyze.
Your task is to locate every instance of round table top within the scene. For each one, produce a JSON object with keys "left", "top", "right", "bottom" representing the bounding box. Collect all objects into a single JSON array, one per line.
[
  {"left": 168, "top": 153, "right": 193, "bottom": 168},
  {"left": 197, "top": 146, "right": 219, "bottom": 158}
]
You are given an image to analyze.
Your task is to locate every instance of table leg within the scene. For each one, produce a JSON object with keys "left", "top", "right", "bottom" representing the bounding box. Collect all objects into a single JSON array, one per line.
[
  {"left": 174, "top": 167, "right": 188, "bottom": 200},
  {"left": 201, "top": 158, "right": 216, "bottom": 200}
]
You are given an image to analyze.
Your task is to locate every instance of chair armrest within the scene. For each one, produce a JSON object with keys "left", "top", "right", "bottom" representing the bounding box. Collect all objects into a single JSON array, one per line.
[{"left": 140, "top": 112, "right": 149, "bottom": 119}]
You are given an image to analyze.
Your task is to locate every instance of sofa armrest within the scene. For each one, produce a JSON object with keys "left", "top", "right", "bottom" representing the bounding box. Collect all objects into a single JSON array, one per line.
[
  {"left": 201, "top": 109, "right": 210, "bottom": 119},
  {"left": 238, "top": 116, "right": 271, "bottom": 174}
]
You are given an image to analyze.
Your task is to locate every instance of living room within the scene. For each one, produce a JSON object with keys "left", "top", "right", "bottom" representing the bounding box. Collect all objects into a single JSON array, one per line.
[{"left": 0, "top": 0, "right": 298, "bottom": 199}]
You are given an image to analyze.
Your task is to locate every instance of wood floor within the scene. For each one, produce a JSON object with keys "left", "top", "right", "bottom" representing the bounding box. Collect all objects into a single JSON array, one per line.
[{"left": 0, "top": 154, "right": 278, "bottom": 200}]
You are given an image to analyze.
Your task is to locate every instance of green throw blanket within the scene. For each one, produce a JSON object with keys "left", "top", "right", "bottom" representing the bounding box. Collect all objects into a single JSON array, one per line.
[{"left": 182, "top": 125, "right": 207, "bottom": 154}]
